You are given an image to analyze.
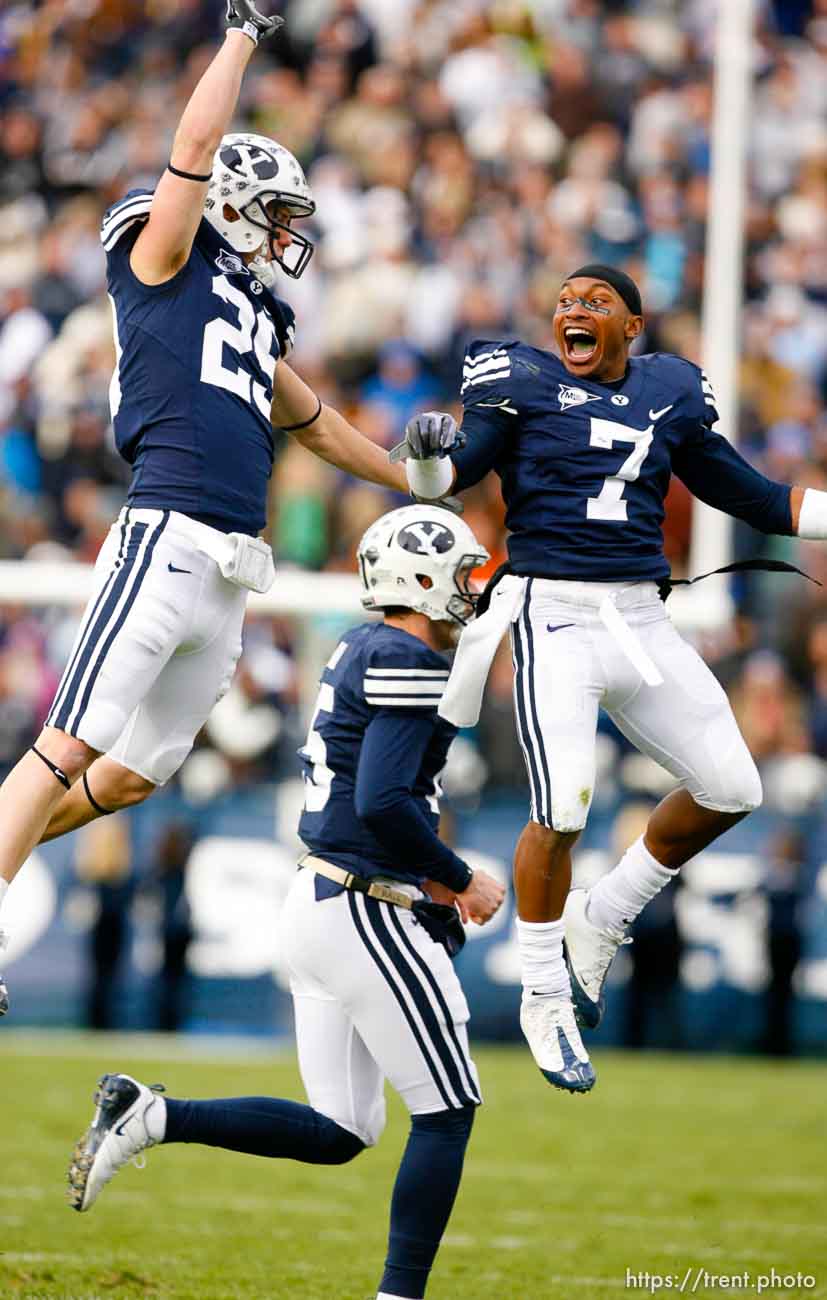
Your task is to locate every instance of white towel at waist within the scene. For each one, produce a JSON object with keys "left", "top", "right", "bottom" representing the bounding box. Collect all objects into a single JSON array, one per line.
[
  {"left": 438, "top": 575, "right": 527, "bottom": 727},
  {"left": 597, "top": 595, "right": 664, "bottom": 687}
]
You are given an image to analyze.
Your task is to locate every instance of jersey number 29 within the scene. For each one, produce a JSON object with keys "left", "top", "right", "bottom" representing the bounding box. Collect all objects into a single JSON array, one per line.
[{"left": 201, "top": 275, "right": 277, "bottom": 417}]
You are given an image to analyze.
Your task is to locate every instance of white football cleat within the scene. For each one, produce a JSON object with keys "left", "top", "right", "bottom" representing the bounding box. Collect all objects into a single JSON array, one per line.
[
  {"left": 520, "top": 992, "right": 595, "bottom": 1093},
  {"left": 0, "top": 929, "right": 9, "bottom": 1016},
  {"left": 563, "top": 888, "right": 631, "bottom": 1029},
  {"left": 67, "top": 1073, "right": 165, "bottom": 1212}
]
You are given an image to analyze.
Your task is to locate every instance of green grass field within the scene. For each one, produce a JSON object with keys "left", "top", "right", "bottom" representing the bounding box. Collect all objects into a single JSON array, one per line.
[{"left": 1, "top": 1035, "right": 825, "bottom": 1300}]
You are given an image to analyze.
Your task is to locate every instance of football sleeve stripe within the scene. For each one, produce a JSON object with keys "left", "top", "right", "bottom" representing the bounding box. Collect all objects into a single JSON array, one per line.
[
  {"left": 460, "top": 369, "right": 512, "bottom": 396},
  {"left": 101, "top": 193, "right": 153, "bottom": 231},
  {"left": 462, "top": 359, "right": 510, "bottom": 382},
  {"left": 363, "top": 678, "right": 446, "bottom": 697},
  {"left": 463, "top": 348, "right": 509, "bottom": 374},
  {"left": 364, "top": 696, "right": 442, "bottom": 708},
  {"left": 100, "top": 197, "right": 153, "bottom": 249},
  {"left": 365, "top": 668, "right": 449, "bottom": 678}
]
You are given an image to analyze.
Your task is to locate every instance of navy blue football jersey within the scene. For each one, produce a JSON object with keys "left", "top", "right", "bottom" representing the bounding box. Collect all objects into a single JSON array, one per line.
[
  {"left": 298, "top": 622, "right": 469, "bottom": 893},
  {"left": 101, "top": 189, "right": 295, "bottom": 535},
  {"left": 452, "top": 341, "right": 793, "bottom": 582}
]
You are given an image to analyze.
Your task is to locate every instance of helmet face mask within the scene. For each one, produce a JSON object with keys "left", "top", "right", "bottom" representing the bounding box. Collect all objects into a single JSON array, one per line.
[
  {"left": 240, "top": 192, "right": 315, "bottom": 280},
  {"left": 204, "top": 133, "right": 316, "bottom": 279},
  {"left": 357, "top": 506, "right": 490, "bottom": 626},
  {"left": 446, "top": 557, "right": 487, "bottom": 624}
]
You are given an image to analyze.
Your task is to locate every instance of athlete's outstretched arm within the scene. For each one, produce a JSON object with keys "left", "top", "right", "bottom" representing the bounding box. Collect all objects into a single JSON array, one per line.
[
  {"left": 131, "top": 5, "right": 279, "bottom": 286},
  {"left": 272, "top": 362, "right": 407, "bottom": 493},
  {"left": 673, "top": 429, "right": 812, "bottom": 536}
]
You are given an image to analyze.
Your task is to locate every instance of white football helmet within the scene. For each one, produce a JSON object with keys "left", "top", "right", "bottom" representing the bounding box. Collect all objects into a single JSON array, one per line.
[
  {"left": 204, "top": 132, "right": 315, "bottom": 279},
  {"left": 357, "top": 505, "right": 490, "bottom": 625}
]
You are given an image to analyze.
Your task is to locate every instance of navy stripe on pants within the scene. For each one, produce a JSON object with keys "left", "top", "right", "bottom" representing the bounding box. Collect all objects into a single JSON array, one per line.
[
  {"left": 47, "top": 515, "right": 131, "bottom": 729},
  {"left": 347, "top": 893, "right": 458, "bottom": 1109},
  {"left": 520, "top": 579, "right": 553, "bottom": 826},
  {"left": 385, "top": 905, "right": 480, "bottom": 1105},
  {"left": 70, "top": 512, "right": 169, "bottom": 735},
  {"left": 362, "top": 896, "right": 477, "bottom": 1109}
]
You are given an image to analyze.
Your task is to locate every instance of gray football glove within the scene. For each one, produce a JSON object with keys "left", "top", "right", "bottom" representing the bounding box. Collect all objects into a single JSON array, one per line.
[
  {"left": 389, "top": 411, "right": 466, "bottom": 462},
  {"left": 226, "top": 0, "right": 284, "bottom": 44}
]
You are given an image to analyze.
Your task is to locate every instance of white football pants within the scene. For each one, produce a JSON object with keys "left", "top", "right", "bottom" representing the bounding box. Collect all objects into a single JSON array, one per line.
[
  {"left": 511, "top": 578, "right": 762, "bottom": 832},
  {"left": 47, "top": 507, "right": 246, "bottom": 784},
  {"left": 281, "top": 867, "right": 481, "bottom": 1147}
]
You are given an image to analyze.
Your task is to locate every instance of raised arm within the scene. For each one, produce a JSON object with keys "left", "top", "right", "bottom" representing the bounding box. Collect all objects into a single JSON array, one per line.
[
  {"left": 130, "top": 3, "right": 281, "bottom": 286},
  {"left": 272, "top": 361, "right": 408, "bottom": 493}
]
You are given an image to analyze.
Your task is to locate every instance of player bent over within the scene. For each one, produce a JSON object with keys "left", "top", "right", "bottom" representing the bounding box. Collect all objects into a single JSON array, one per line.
[
  {"left": 395, "top": 265, "right": 827, "bottom": 1092},
  {"left": 0, "top": 1, "right": 409, "bottom": 1015},
  {"left": 67, "top": 505, "right": 504, "bottom": 1300}
]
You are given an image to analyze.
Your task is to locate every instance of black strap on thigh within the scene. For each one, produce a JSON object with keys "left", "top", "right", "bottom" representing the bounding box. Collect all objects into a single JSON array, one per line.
[
  {"left": 658, "top": 558, "right": 820, "bottom": 603},
  {"left": 83, "top": 771, "right": 114, "bottom": 816},
  {"left": 30, "top": 746, "right": 71, "bottom": 790}
]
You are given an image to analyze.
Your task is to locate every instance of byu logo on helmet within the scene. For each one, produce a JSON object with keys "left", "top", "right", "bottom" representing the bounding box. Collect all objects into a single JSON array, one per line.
[
  {"left": 220, "top": 141, "right": 279, "bottom": 182},
  {"left": 397, "top": 521, "right": 455, "bottom": 558},
  {"left": 203, "top": 132, "right": 316, "bottom": 279},
  {"left": 357, "top": 505, "right": 489, "bottom": 625},
  {"left": 558, "top": 385, "right": 602, "bottom": 412}
]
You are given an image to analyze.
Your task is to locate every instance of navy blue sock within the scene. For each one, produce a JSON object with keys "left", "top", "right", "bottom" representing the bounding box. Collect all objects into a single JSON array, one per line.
[
  {"left": 163, "top": 1096, "right": 365, "bottom": 1165},
  {"left": 378, "top": 1105, "right": 476, "bottom": 1300}
]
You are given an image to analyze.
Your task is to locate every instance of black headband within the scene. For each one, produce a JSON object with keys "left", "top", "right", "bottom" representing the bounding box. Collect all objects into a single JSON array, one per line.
[{"left": 565, "top": 264, "right": 643, "bottom": 316}]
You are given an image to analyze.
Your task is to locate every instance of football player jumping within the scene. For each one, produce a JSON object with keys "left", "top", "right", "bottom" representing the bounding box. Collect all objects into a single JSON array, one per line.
[
  {"left": 67, "top": 505, "right": 505, "bottom": 1300},
  {"left": 396, "top": 264, "right": 827, "bottom": 1093},
  {"left": 0, "top": 0, "right": 407, "bottom": 1016}
]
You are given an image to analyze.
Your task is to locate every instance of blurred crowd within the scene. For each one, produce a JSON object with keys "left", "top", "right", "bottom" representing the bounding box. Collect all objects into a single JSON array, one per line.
[{"left": 0, "top": 0, "right": 826, "bottom": 823}]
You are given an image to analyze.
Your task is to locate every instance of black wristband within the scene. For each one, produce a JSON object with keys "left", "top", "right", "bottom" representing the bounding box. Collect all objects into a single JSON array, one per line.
[
  {"left": 83, "top": 771, "right": 115, "bottom": 817},
  {"left": 167, "top": 162, "right": 212, "bottom": 183},
  {"left": 280, "top": 397, "right": 323, "bottom": 433}
]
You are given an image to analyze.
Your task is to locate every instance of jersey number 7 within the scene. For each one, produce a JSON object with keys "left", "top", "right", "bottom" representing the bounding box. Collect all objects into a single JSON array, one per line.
[{"left": 586, "top": 416, "right": 654, "bottom": 523}]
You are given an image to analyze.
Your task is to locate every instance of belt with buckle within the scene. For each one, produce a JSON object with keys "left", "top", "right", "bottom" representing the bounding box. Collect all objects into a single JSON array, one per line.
[{"left": 299, "top": 853, "right": 466, "bottom": 958}]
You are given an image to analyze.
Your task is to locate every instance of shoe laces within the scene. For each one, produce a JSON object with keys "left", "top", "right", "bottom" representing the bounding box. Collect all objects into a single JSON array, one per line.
[
  {"left": 530, "top": 995, "right": 581, "bottom": 1045},
  {"left": 580, "top": 926, "right": 630, "bottom": 986}
]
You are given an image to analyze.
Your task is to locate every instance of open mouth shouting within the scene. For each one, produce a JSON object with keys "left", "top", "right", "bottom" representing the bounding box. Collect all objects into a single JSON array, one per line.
[
  {"left": 561, "top": 325, "right": 599, "bottom": 367},
  {"left": 552, "top": 275, "right": 644, "bottom": 382}
]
